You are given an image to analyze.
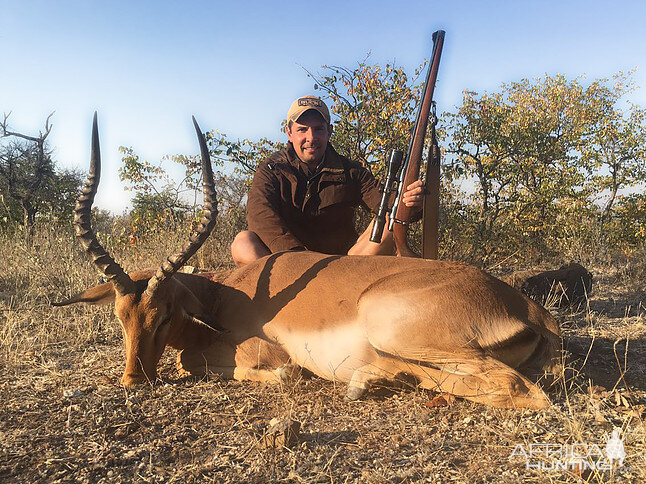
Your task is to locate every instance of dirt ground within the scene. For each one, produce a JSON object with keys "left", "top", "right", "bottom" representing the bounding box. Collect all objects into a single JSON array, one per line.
[{"left": 1, "top": 262, "right": 645, "bottom": 483}]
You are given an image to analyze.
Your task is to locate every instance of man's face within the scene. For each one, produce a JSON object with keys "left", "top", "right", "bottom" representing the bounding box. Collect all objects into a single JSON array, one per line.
[{"left": 286, "top": 110, "right": 331, "bottom": 165}]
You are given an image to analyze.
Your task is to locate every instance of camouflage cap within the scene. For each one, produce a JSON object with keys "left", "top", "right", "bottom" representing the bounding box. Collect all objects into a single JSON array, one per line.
[{"left": 286, "top": 95, "right": 331, "bottom": 124}]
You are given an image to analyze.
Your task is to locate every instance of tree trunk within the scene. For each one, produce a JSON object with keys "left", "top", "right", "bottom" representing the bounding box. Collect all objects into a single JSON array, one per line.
[
  {"left": 600, "top": 184, "right": 618, "bottom": 228},
  {"left": 21, "top": 200, "right": 36, "bottom": 244}
]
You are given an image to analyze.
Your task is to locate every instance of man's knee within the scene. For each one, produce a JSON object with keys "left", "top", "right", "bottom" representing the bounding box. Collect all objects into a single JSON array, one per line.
[
  {"left": 231, "top": 230, "right": 254, "bottom": 248},
  {"left": 231, "top": 231, "right": 270, "bottom": 266},
  {"left": 348, "top": 218, "right": 395, "bottom": 256}
]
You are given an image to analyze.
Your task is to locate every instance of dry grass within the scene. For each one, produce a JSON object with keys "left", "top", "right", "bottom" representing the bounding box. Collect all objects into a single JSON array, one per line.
[{"left": 0, "top": 225, "right": 644, "bottom": 483}]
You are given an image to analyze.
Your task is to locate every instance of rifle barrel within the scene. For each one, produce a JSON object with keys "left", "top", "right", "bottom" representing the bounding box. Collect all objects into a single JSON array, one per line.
[
  {"left": 389, "top": 30, "right": 445, "bottom": 232},
  {"left": 389, "top": 30, "right": 445, "bottom": 258}
]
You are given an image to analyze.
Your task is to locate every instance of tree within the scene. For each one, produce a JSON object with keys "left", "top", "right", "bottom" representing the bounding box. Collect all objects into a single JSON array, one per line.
[
  {"left": 444, "top": 75, "right": 608, "bottom": 261},
  {"left": 303, "top": 59, "right": 425, "bottom": 177},
  {"left": 0, "top": 113, "right": 83, "bottom": 236},
  {"left": 118, "top": 141, "right": 252, "bottom": 244},
  {"left": 582, "top": 72, "right": 646, "bottom": 224},
  {"left": 608, "top": 193, "right": 646, "bottom": 247},
  {"left": 118, "top": 146, "right": 205, "bottom": 222},
  {"left": 204, "top": 130, "right": 285, "bottom": 183}
]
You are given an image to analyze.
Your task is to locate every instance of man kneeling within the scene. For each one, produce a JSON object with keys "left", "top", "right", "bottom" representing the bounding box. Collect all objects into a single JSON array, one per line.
[{"left": 231, "top": 95, "right": 423, "bottom": 266}]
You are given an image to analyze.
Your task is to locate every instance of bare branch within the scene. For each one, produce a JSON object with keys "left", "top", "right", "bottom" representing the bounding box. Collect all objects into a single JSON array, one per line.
[
  {"left": 1, "top": 111, "right": 12, "bottom": 136},
  {"left": 1, "top": 111, "right": 54, "bottom": 143}
]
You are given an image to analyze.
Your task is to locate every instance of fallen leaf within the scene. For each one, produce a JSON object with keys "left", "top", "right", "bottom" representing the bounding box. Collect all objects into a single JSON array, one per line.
[{"left": 425, "top": 394, "right": 456, "bottom": 408}]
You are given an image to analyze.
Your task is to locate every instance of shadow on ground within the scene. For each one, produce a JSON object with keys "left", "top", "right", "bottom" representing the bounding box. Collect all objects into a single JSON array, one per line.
[{"left": 565, "top": 334, "right": 646, "bottom": 392}]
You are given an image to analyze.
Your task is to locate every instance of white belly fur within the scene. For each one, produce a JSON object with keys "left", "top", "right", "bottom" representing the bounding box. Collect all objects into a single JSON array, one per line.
[{"left": 271, "top": 321, "right": 377, "bottom": 382}]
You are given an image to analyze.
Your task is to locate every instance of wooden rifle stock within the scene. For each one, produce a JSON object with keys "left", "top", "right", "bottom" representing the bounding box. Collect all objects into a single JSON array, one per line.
[
  {"left": 390, "top": 30, "right": 444, "bottom": 258},
  {"left": 422, "top": 119, "right": 440, "bottom": 259}
]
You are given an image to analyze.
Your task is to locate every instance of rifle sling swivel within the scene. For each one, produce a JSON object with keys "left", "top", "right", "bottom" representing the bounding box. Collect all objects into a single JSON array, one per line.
[{"left": 392, "top": 218, "right": 412, "bottom": 226}]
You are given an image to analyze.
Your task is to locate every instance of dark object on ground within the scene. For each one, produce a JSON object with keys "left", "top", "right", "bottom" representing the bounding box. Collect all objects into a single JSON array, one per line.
[{"left": 502, "top": 262, "right": 593, "bottom": 308}]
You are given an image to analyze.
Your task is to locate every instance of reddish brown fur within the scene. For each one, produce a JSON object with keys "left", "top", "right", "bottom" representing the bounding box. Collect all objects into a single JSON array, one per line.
[{"left": 57, "top": 252, "right": 562, "bottom": 409}]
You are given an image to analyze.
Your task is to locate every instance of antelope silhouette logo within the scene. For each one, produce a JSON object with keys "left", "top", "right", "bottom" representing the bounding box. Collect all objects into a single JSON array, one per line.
[{"left": 605, "top": 428, "right": 626, "bottom": 467}]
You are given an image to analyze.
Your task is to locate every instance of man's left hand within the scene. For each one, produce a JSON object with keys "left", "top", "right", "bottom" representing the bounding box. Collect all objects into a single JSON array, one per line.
[{"left": 401, "top": 180, "right": 425, "bottom": 207}]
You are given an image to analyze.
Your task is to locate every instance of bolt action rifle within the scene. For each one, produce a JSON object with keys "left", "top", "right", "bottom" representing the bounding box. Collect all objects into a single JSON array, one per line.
[{"left": 371, "top": 30, "right": 444, "bottom": 258}]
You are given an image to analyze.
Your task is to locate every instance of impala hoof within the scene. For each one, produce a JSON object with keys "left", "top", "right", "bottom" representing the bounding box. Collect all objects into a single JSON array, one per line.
[
  {"left": 121, "top": 378, "right": 147, "bottom": 388},
  {"left": 121, "top": 372, "right": 155, "bottom": 388},
  {"left": 345, "top": 386, "right": 366, "bottom": 401}
]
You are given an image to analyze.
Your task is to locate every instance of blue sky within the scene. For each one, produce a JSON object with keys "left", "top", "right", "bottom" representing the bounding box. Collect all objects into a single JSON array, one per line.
[{"left": 1, "top": 0, "right": 645, "bottom": 212}]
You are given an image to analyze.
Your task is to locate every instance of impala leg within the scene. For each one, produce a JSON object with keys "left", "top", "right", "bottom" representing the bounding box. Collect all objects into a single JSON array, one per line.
[
  {"left": 346, "top": 355, "right": 551, "bottom": 409},
  {"left": 233, "top": 366, "right": 279, "bottom": 383},
  {"left": 406, "top": 356, "right": 551, "bottom": 409},
  {"left": 177, "top": 345, "right": 236, "bottom": 378},
  {"left": 235, "top": 364, "right": 301, "bottom": 383},
  {"left": 178, "top": 363, "right": 298, "bottom": 383},
  {"left": 176, "top": 362, "right": 236, "bottom": 380},
  {"left": 177, "top": 341, "right": 299, "bottom": 384},
  {"left": 346, "top": 357, "right": 405, "bottom": 401},
  {"left": 177, "top": 351, "right": 300, "bottom": 384}
]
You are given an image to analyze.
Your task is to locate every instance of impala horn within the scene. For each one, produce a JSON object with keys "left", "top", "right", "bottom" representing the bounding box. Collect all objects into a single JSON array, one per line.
[
  {"left": 144, "top": 116, "right": 218, "bottom": 297},
  {"left": 74, "top": 112, "right": 135, "bottom": 296}
]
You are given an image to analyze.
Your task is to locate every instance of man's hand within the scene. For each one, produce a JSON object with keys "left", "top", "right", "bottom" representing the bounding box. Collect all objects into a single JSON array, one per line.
[{"left": 401, "top": 180, "right": 425, "bottom": 207}]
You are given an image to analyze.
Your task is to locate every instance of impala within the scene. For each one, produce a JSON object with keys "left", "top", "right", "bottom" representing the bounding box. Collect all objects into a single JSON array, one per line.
[{"left": 55, "top": 115, "right": 562, "bottom": 409}]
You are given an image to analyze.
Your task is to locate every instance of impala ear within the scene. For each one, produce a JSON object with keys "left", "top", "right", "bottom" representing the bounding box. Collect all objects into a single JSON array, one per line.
[
  {"left": 52, "top": 282, "right": 116, "bottom": 307},
  {"left": 169, "top": 277, "right": 228, "bottom": 334},
  {"left": 186, "top": 313, "right": 229, "bottom": 334}
]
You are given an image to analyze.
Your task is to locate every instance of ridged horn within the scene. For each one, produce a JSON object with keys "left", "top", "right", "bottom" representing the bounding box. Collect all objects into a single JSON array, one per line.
[
  {"left": 145, "top": 117, "right": 218, "bottom": 297},
  {"left": 74, "top": 112, "right": 135, "bottom": 296}
]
